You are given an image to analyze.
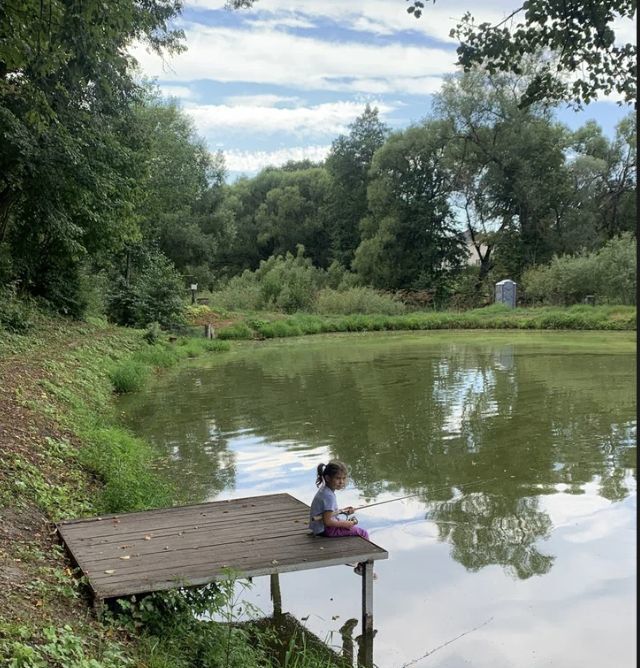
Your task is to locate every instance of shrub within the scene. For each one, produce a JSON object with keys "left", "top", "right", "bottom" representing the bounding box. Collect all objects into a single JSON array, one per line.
[
  {"left": 201, "top": 339, "right": 231, "bottom": 352},
  {"left": 212, "top": 246, "right": 328, "bottom": 313},
  {"left": 108, "top": 362, "right": 150, "bottom": 394},
  {"left": 0, "top": 284, "right": 34, "bottom": 332},
  {"left": 592, "top": 233, "right": 636, "bottom": 304},
  {"left": 214, "top": 277, "right": 262, "bottom": 311},
  {"left": 143, "top": 321, "right": 162, "bottom": 344},
  {"left": 106, "top": 249, "right": 186, "bottom": 328},
  {"left": 314, "top": 287, "right": 406, "bottom": 315},
  {"left": 522, "top": 234, "right": 636, "bottom": 306},
  {"left": 217, "top": 323, "right": 254, "bottom": 339}
]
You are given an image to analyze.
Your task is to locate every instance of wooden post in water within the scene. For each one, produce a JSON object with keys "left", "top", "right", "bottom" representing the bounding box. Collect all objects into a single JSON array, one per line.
[
  {"left": 360, "top": 560, "right": 374, "bottom": 668},
  {"left": 270, "top": 572, "right": 283, "bottom": 622}
]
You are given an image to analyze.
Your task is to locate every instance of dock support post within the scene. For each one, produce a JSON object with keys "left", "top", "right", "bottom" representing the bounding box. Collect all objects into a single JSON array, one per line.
[
  {"left": 270, "top": 572, "right": 282, "bottom": 621},
  {"left": 360, "top": 560, "right": 374, "bottom": 668}
]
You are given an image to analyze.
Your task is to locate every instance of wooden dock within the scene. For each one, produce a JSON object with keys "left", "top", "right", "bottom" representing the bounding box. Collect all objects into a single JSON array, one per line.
[{"left": 57, "top": 492, "right": 387, "bottom": 611}]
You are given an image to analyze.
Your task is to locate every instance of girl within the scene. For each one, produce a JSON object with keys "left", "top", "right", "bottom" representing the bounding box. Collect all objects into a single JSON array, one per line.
[{"left": 309, "top": 460, "right": 369, "bottom": 541}]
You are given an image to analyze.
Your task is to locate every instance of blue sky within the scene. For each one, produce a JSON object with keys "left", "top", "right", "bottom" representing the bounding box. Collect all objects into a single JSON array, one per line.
[{"left": 131, "top": 0, "right": 636, "bottom": 180}]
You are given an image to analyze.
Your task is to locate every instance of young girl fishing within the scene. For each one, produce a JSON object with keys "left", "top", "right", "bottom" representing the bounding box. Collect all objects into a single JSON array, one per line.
[{"left": 309, "top": 461, "right": 370, "bottom": 576}]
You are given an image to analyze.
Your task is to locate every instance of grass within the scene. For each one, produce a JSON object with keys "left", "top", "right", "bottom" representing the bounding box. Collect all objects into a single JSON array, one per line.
[
  {"left": 213, "top": 304, "right": 635, "bottom": 340},
  {"left": 0, "top": 313, "right": 340, "bottom": 668}
]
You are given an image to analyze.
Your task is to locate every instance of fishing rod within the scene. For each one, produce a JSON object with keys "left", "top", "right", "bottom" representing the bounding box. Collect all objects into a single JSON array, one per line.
[
  {"left": 351, "top": 476, "right": 499, "bottom": 512},
  {"left": 314, "top": 476, "right": 499, "bottom": 521}
]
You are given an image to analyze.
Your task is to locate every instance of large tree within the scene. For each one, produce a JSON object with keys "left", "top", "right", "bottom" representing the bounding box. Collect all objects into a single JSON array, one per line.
[
  {"left": 353, "top": 121, "right": 465, "bottom": 296},
  {"left": 569, "top": 114, "right": 636, "bottom": 240},
  {"left": 0, "top": 0, "right": 183, "bottom": 311},
  {"left": 325, "top": 105, "right": 390, "bottom": 267},
  {"left": 221, "top": 165, "right": 333, "bottom": 274},
  {"left": 434, "top": 70, "right": 572, "bottom": 284}
]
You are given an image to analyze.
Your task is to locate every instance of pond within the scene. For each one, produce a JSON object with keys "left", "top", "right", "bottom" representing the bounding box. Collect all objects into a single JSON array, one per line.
[{"left": 117, "top": 331, "right": 637, "bottom": 667}]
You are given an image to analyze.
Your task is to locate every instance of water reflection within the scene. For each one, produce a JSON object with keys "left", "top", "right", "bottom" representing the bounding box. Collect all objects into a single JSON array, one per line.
[{"left": 119, "top": 333, "right": 635, "bottom": 586}]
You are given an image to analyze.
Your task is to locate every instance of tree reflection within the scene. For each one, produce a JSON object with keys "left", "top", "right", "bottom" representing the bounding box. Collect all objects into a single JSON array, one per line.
[
  {"left": 117, "top": 335, "right": 635, "bottom": 578},
  {"left": 430, "top": 493, "right": 554, "bottom": 579}
]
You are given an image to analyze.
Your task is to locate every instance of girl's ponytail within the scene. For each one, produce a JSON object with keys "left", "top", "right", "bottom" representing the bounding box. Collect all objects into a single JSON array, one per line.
[{"left": 316, "top": 460, "right": 348, "bottom": 487}]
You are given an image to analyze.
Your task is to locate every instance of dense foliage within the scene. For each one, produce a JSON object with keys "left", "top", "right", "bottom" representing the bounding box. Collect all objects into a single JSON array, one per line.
[
  {"left": 0, "top": 2, "right": 636, "bottom": 328},
  {"left": 0, "top": 0, "right": 184, "bottom": 313},
  {"left": 522, "top": 233, "right": 637, "bottom": 305}
]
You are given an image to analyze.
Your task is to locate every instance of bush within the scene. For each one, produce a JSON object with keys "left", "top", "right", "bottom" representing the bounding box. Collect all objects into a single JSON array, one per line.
[
  {"left": 592, "top": 233, "right": 636, "bottom": 304},
  {"left": 143, "top": 321, "right": 162, "bottom": 344},
  {"left": 217, "top": 322, "right": 254, "bottom": 339},
  {"left": 108, "top": 362, "right": 150, "bottom": 394},
  {"left": 522, "top": 234, "right": 636, "bottom": 305},
  {"left": 214, "top": 277, "right": 262, "bottom": 311},
  {"left": 213, "top": 246, "right": 348, "bottom": 313},
  {"left": 0, "top": 284, "right": 34, "bottom": 332},
  {"left": 106, "top": 249, "right": 186, "bottom": 328},
  {"left": 314, "top": 287, "right": 405, "bottom": 315}
]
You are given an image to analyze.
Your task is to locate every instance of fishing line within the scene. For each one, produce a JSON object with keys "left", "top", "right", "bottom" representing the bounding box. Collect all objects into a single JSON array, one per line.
[
  {"left": 314, "top": 476, "right": 500, "bottom": 520},
  {"left": 347, "top": 476, "right": 500, "bottom": 514}
]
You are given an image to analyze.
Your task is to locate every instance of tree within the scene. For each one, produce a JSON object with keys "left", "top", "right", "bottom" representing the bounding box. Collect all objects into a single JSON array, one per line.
[
  {"left": 407, "top": 0, "right": 636, "bottom": 106},
  {"left": 0, "top": 0, "right": 184, "bottom": 311},
  {"left": 130, "top": 95, "right": 231, "bottom": 282},
  {"left": 254, "top": 168, "right": 333, "bottom": 267},
  {"left": 221, "top": 165, "right": 333, "bottom": 274},
  {"left": 433, "top": 71, "right": 572, "bottom": 284},
  {"left": 570, "top": 114, "right": 636, "bottom": 239},
  {"left": 353, "top": 122, "right": 465, "bottom": 297},
  {"left": 325, "top": 105, "right": 390, "bottom": 267}
]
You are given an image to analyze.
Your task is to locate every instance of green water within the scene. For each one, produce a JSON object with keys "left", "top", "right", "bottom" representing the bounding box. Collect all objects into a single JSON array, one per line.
[{"left": 118, "top": 331, "right": 637, "bottom": 667}]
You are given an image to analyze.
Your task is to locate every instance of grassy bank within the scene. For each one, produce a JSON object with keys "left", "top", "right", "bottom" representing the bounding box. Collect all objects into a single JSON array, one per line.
[
  {"left": 0, "top": 312, "right": 341, "bottom": 667},
  {"left": 194, "top": 303, "right": 636, "bottom": 340},
  {"left": 1, "top": 303, "right": 634, "bottom": 666}
]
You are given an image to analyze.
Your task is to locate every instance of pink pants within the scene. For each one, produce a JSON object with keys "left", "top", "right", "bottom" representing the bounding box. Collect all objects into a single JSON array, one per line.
[{"left": 323, "top": 525, "right": 369, "bottom": 540}]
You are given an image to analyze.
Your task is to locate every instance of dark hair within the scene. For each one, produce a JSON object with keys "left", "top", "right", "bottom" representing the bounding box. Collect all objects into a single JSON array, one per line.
[{"left": 316, "top": 460, "right": 348, "bottom": 487}]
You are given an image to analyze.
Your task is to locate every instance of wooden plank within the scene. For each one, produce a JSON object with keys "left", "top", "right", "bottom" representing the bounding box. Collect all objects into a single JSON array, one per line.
[
  {"left": 58, "top": 495, "right": 303, "bottom": 540},
  {"left": 87, "top": 535, "right": 385, "bottom": 586},
  {"left": 77, "top": 525, "right": 311, "bottom": 565},
  {"left": 62, "top": 508, "right": 308, "bottom": 552},
  {"left": 57, "top": 493, "right": 296, "bottom": 526},
  {"left": 56, "top": 494, "right": 388, "bottom": 601},
  {"left": 95, "top": 548, "right": 387, "bottom": 599}
]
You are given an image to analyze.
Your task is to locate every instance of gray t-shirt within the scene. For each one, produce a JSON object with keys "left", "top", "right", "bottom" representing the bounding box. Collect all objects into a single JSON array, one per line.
[{"left": 309, "top": 485, "right": 338, "bottom": 534}]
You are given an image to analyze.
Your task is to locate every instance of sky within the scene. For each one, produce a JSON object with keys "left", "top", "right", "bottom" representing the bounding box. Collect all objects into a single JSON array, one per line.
[{"left": 131, "top": 0, "right": 636, "bottom": 181}]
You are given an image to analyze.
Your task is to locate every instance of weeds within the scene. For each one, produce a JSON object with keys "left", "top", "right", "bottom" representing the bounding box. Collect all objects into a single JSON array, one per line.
[
  {"left": 108, "top": 362, "right": 149, "bottom": 394},
  {"left": 216, "top": 305, "right": 635, "bottom": 341}
]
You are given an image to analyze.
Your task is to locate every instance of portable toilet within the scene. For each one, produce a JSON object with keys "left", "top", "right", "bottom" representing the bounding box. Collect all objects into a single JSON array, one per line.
[{"left": 495, "top": 279, "right": 517, "bottom": 307}]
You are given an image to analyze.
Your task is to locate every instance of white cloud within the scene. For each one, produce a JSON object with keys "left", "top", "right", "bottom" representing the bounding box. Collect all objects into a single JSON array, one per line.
[
  {"left": 245, "top": 15, "right": 316, "bottom": 30},
  {"left": 187, "top": 1, "right": 636, "bottom": 48},
  {"left": 157, "top": 84, "right": 195, "bottom": 99},
  {"left": 222, "top": 93, "right": 303, "bottom": 107},
  {"left": 131, "top": 24, "right": 457, "bottom": 94},
  {"left": 186, "top": 0, "right": 514, "bottom": 43},
  {"left": 182, "top": 99, "right": 395, "bottom": 137},
  {"left": 223, "top": 145, "right": 331, "bottom": 173}
]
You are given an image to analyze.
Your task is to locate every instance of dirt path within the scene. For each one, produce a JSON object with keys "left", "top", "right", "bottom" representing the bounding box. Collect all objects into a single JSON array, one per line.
[{"left": 0, "top": 321, "right": 128, "bottom": 629}]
